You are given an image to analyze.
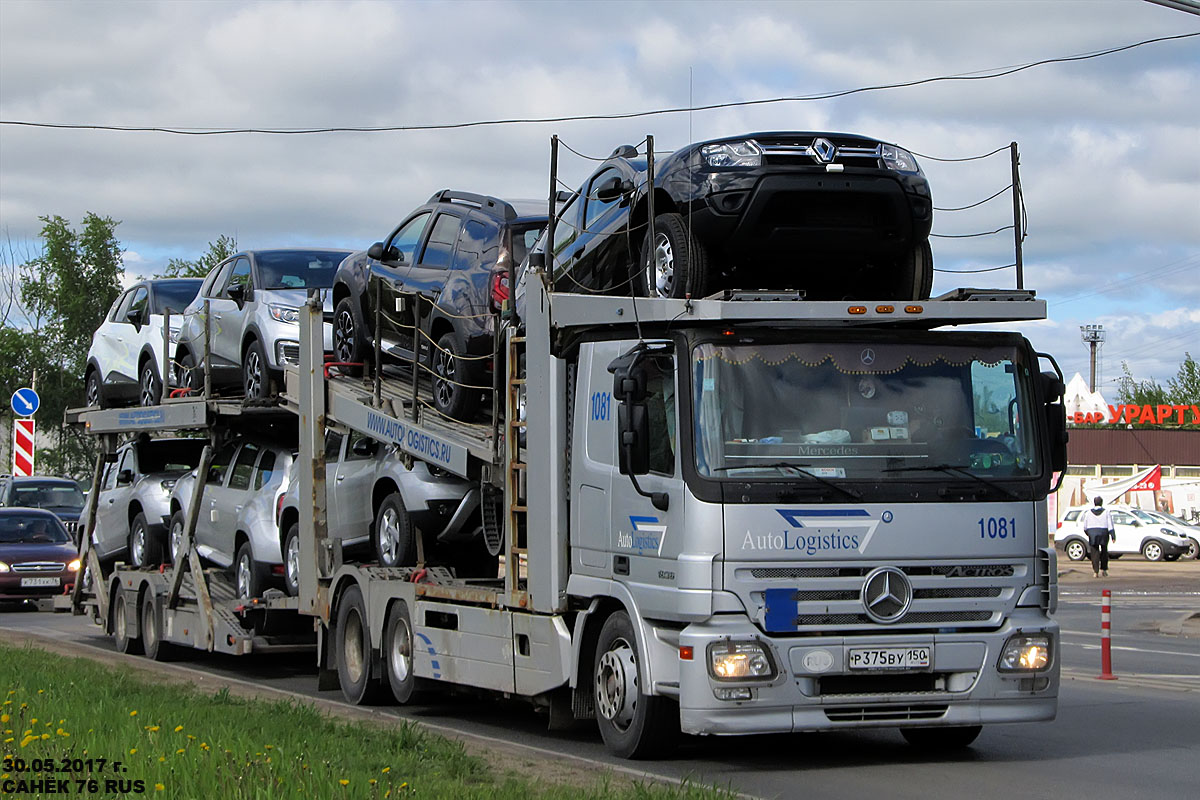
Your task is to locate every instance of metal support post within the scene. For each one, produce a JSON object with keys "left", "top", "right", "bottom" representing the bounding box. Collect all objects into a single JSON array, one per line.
[
  {"left": 297, "top": 291, "right": 330, "bottom": 618},
  {"left": 165, "top": 443, "right": 215, "bottom": 648},
  {"left": 203, "top": 299, "right": 213, "bottom": 399},
  {"left": 373, "top": 275, "right": 383, "bottom": 407},
  {"left": 162, "top": 310, "right": 171, "bottom": 392},
  {"left": 410, "top": 294, "right": 420, "bottom": 422},
  {"left": 70, "top": 447, "right": 109, "bottom": 615},
  {"left": 645, "top": 133, "right": 656, "bottom": 295},
  {"left": 1011, "top": 142, "right": 1023, "bottom": 290},
  {"left": 546, "top": 135, "right": 558, "bottom": 283}
]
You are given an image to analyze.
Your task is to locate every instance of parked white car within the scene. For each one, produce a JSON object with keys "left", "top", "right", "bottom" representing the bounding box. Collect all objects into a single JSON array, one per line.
[
  {"left": 1131, "top": 508, "right": 1200, "bottom": 560},
  {"left": 84, "top": 278, "right": 203, "bottom": 407},
  {"left": 1056, "top": 504, "right": 1193, "bottom": 562}
]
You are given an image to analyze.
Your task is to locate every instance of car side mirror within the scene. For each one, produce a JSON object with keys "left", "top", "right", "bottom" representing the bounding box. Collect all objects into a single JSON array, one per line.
[
  {"left": 125, "top": 308, "right": 146, "bottom": 330},
  {"left": 368, "top": 242, "right": 402, "bottom": 263},
  {"left": 227, "top": 282, "right": 247, "bottom": 307},
  {"left": 116, "top": 469, "right": 134, "bottom": 486},
  {"left": 594, "top": 176, "right": 627, "bottom": 203},
  {"left": 351, "top": 438, "right": 377, "bottom": 457}
]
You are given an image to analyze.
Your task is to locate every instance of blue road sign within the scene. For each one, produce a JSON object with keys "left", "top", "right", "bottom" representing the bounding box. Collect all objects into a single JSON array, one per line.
[{"left": 11, "top": 387, "right": 40, "bottom": 417}]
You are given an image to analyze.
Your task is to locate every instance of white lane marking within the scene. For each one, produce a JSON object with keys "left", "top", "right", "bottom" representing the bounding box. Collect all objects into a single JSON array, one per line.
[{"left": 1061, "top": 640, "right": 1200, "bottom": 658}]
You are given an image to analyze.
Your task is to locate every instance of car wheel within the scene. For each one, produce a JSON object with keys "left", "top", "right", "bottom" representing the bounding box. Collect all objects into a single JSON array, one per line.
[
  {"left": 85, "top": 369, "right": 106, "bottom": 409},
  {"left": 384, "top": 600, "right": 428, "bottom": 704},
  {"left": 335, "top": 584, "right": 384, "bottom": 705},
  {"left": 113, "top": 592, "right": 142, "bottom": 655},
  {"left": 637, "top": 212, "right": 709, "bottom": 299},
  {"left": 900, "top": 725, "right": 983, "bottom": 750},
  {"left": 283, "top": 523, "right": 301, "bottom": 596},
  {"left": 168, "top": 510, "right": 187, "bottom": 565},
  {"left": 1064, "top": 540, "right": 1087, "bottom": 561},
  {"left": 140, "top": 590, "right": 177, "bottom": 662},
  {"left": 593, "top": 610, "right": 679, "bottom": 759},
  {"left": 243, "top": 339, "right": 273, "bottom": 400},
  {"left": 431, "top": 331, "right": 479, "bottom": 420},
  {"left": 374, "top": 494, "right": 415, "bottom": 568},
  {"left": 1184, "top": 538, "right": 1199, "bottom": 560},
  {"left": 128, "top": 513, "right": 162, "bottom": 568},
  {"left": 896, "top": 240, "right": 934, "bottom": 301},
  {"left": 1142, "top": 540, "right": 1164, "bottom": 562},
  {"left": 234, "top": 541, "right": 264, "bottom": 599},
  {"left": 333, "top": 297, "right": 366, "bottom": 376},
  {"left": 139, "top": 360, "right": 162, "bottom": 407},
  {"left": 179, "top": 352, "right": 203, "bottom": 393}
]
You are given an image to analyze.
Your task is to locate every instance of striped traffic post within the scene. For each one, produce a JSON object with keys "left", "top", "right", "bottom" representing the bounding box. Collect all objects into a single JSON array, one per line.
[
  {"left": 12, "top": 418, "right": 35, "bottom": 476},
  {"left": 1099, "top": 589, "right": 1117, "bottom": 680}
]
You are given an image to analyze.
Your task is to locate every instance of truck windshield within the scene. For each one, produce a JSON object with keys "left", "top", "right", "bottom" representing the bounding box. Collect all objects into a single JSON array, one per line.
[{"left": 692, "top": 340, "right": 1040, "bottom": 482}]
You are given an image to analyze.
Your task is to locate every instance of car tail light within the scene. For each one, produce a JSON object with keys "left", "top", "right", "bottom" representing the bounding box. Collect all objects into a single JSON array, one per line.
[
  {"left": 276, "top": 492, "right": 285, "bottom": 526},
  {"left": 491, "top": 271, "right": 510, "bottom": 312}
]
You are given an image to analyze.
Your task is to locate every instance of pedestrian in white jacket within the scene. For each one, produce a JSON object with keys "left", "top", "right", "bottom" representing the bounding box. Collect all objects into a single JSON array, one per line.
[{"left": 1083, "top": 496, "right": 1116, "bottom": 577}]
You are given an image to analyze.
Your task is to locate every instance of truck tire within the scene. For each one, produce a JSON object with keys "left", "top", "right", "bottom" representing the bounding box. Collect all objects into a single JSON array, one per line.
[
  {"left": 335, "top": 584, "right": 384, "bottom": 705},
  {"left": 374, "top": 494, "right": 415, "bottom": 568},
  {"left": 383, "top": 600, "right": 428, "bottom": 704},
  {"left": 113, "top": 592, "right": 142, "bottom": 655},
  {"left": 283, "top": 524, "right": 301, "bottom": 596},
  {"left": 901, "top": 725, "right": 983, "bottom": 749},
  {"left": 128, "top": 513, "right": 162, "bottom": 568},
  {"left": 140, "top": 591, "right": 177, "bottom": 662},
  {"left": 1064, "top": 540, "right": 1087, "bottom": 561},
  {"left": 430, "top": 331, "right": 480, "bottom": 421},
  {"left": 593, "top": 611, "right": 679, "bottom": 759},
  {"left": 637, "top": 212, "right": 709, "bottom": 299}
]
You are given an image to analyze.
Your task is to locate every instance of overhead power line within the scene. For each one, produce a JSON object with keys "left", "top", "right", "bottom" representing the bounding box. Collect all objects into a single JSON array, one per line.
[{"left": 0, "top": 31, "right": 1195, "bottom": 137}]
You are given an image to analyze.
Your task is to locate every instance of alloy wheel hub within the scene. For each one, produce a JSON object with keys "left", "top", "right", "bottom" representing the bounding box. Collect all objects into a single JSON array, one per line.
[{"left": 595, "top": 642, "right": 638, "bottom": 729}]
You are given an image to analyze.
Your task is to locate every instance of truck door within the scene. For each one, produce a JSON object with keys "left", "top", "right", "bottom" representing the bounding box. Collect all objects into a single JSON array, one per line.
[{"left": 570, "top": 342, "right": 619, "bottom": 576}]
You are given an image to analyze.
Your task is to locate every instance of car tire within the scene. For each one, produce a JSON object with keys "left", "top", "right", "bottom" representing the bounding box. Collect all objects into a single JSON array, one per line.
[
  {"left": 85, "top": 368, "right": 106, "bottom": 409},
  {"left": 234, "top": 541, "right": 265, "bottom": 599},
  {"left": 593, "top": 610, "right": 679, "bottom": 759},
  {"left": 637, "top": 212, "right": 709, "bottom": 300},
  {"left": 333, "top": 297, "right": 367, "bottom": 377},
  {"left": 430, "top": 331, "right": 479, "bottom": 421},
  {"left": 1142, "top": 540, "right": 1165, "bottom": 562},
  {"left": 168, "top": 510, "right": 187, "bottom": 565},
  {"left": 1164, "top": 554, "right": 1180, "bottom": 562},
  {"left": 896, "top": 240, "right": 934, "bottom": 301},
  {"left": 900, "top": 725, "right": 983, "bottom": 749},
  {"left": 179, "top": 352, "right": 203, "bottom": 393},
  {"left": 383, "top": 599, "right": 429, "bottom": 704},
  {"left": 1064, "top": 539, "right": 1087, "bottom": 561},
  {"left": 113, "top": 592, "right": 142, "bottom": 655},
  {"left": 1183, "top": 538, "right": 1199, "bottom": 560},
  {"left": 140, "top": 590, "right": 177, "bottom": 662},
  {"left": 335, "top": 584, "right": 384, "bottom": 705},
  {"left": 243, "top": 339, "right": 274, "bottom": 400},
  {"left": 283, "top": 523, "right": 301, "bottom": 597},
  {"left": 128, "top": 513, "right": 162, "bottom": 568},
  {"left": 374, "top": 493, "right": 415, "bottom": 568},
  {"left": 139, "top": 360, "right": 162, "bottom": 407}
]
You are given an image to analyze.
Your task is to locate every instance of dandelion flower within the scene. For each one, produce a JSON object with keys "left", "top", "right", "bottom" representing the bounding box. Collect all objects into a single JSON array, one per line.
[
  {"left": 158, "top": 757, "right": 166, "bottom": 763},
  {"left": 3, "top": 738, "right": 12, "bottom": 744},
  {"left": 370, "top": 780, "right": 377, "bottom": 786},
  {"left": 176, "top": 748, "right": 185, "bottom": 755},
  {"left": 155, "top": 784, "right": 165, "bottom": 792},
  {"left": 148, "top": 726, "right": 160, "bottom": 732},
  {"left": 339, "top": 779, "right": 349, "bottom": 786},
  {"left": 30, "top": 718, "right": 37, "bottom": 724},
  {"left": 0, "top": 713, "right": 9, "bottom": 723},
  {"left": 174, "top": 725, "right": 184, "bottom": 732},
  {"left": 381, "top": 767, "right": 390, "bottom": 774},
  {"left": 37, "top": 689, "right": 44, "bottom": 694},
  {"left": 40, "top": 733, "right": 50, "bottom": 740},
  {"left": 130, "top": 711, "right": 138, "bottom": 717}
]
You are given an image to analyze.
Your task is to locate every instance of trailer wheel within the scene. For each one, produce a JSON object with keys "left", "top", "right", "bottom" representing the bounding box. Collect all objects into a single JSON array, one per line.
[
  {"left": 901, "top": 725, "right": 983, "bottom": 749},
  {"left": 283, "top": 524, "right": 301, "bottom": 596},
  {"left": 140, "top": 591, "right": 177, "bottom": 662},
  {"left": 384, "top": 600, "right": 427, "bottom": 704},
  {"left": 637, "top": 212, "right": 709, "bottom": 299},
  {"left": 113, "top": 592, "right": 142, "bottom": 655},
  {"left": 374, "top": 494, "right": 415, "bottom": 568},
  {"left": 593, "top": 611, "right": 678, "bottom": 759},
  {"left": 335, "top": 584, "right": 384, "bottom": 705},
  {"left": 129, "top": 513, "right": 162, "bottom": 568}
]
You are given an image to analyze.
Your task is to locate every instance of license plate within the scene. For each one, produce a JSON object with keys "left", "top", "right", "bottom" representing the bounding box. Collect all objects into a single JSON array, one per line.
[
  {"left": 19, "top": 577, "right": 60, "bottom": 588},
  {"left": 848, "top": 646, "right": 931, "bottom": 670}
]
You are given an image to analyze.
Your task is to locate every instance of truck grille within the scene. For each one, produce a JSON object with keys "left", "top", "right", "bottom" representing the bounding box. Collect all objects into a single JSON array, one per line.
[{"left": 824, "top": 704, "right": 948, "bottom": 723}]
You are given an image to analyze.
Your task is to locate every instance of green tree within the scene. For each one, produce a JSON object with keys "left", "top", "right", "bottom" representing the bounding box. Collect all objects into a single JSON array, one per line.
[
  {"left": 1116, "top": 353, "right": 1200, "bottom": 409},
  {"left": 1166, "top": 352, "right": 1199, "bottom": 406},
  {"left": 160, "top": 234, "right": 237, "bottom": 278}
]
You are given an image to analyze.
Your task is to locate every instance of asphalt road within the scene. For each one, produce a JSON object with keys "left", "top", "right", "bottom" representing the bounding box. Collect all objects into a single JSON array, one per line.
[{"left": 3, "top": 560, "right": 1197, "bottom": 800}]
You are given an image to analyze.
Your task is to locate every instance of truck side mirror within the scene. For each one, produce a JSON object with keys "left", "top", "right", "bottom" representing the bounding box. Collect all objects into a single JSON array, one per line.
[{"left": 1039, "top": 371, "right": 1068, "bottom": 474}]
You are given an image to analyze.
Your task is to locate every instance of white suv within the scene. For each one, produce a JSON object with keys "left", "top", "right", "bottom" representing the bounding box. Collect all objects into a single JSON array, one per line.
[
  {"left": 84, "top": 279, "right": 203, "bottom": 407},
  {"left": 1056, "top": 504, "right": 1193, "bottom": 562}
]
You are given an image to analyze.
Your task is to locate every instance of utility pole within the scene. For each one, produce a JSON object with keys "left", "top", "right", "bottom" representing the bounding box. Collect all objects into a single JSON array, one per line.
[{"left": 1080, "top": 324, "right": 1106, "bottom": 392}]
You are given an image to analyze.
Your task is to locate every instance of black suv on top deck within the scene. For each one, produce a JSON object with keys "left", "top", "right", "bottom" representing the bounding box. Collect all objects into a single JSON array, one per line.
[
  {"left": 332, "top": 190, "right": 548, "bottom": 420},
  {"left": 540, "top": 131, "right": 934, "bottom": 302}
]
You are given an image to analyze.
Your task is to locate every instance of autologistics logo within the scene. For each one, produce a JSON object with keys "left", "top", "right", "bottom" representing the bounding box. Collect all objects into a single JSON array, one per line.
[
  {"left": 618, "top": 516, "right": 667, "bottom": 555},
  {"left": 740, "top": 509, "right": 885, "bottom": 555}
]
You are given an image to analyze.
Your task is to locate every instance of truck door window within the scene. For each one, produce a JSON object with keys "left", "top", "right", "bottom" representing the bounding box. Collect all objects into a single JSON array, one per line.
[
  {"left": 644, "top": 356, "right": 676, "bottom": 475},
  {"left": 228, "top": 442, "right": 260, "bottom": 491}
]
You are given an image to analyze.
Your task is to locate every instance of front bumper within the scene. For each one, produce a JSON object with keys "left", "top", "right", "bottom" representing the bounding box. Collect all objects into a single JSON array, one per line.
[
  {"left": 0, "top": 571, "right": 76, "bottom": 600},
  {"left": 676, "top": 607, "right": 1058, "bottom": 735}
]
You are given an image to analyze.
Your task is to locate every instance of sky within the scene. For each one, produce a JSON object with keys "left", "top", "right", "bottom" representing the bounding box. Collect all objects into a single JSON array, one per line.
[{"left": 1, "top": 0, "right": 1197, "bottom": 396}]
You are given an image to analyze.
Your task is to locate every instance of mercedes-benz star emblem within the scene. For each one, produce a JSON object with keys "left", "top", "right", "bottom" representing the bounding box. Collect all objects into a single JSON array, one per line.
[
  {"left": 809, "top": 137, "right": 837, "bottom": 163},
  {"left": 861, "top": 567, "right": 913, "bottom": 624},
  {"left": 860, "top": 348, "right": 876, "bottom": 365}
]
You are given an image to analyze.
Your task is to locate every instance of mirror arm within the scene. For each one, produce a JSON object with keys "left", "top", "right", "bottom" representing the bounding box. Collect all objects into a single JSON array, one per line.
[{"left": 622, "top": 443, "right": 669, "bottom": 511}]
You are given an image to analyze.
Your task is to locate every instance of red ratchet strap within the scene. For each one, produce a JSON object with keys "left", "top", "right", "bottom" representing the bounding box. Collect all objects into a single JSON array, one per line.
[{"left": 323, "top": 362, "right": 363, "bottom": 379}]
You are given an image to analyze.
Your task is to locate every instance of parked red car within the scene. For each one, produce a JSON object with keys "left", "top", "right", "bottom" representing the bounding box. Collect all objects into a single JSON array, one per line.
[{"left": 0, "top": 508, "right": 80, "bottom": 602}]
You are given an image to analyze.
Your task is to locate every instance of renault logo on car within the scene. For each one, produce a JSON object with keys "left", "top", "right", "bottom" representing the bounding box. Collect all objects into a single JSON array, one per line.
[
  {"left": 861, "top": 566, "right": 912, "bottom": 623},
  {"left": 809, "top": 137, "right": 837, "bottom": 164}
]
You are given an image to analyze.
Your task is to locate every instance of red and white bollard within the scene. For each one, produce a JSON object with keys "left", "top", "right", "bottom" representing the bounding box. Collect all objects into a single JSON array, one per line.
[{"left": 1099, "top": 588, "right": 1117, "bottom": 680}]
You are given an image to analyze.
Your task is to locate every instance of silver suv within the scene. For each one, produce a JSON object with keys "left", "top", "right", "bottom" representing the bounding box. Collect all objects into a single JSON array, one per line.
[
  {"left": 174, "top": 249, "right": 351, "bottom": 399},
  {"left": 276, "top": 429, "right": 480, "bottom": 595}
]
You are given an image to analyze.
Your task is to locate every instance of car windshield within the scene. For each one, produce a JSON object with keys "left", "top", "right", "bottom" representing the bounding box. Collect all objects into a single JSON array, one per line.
[
  {"left": 256, "top": 251, "right": 351, "bottom": 290},
  {"left": 9, "top": 482, "right": 85, "bottom": 512},
  {"left": 138, "top": 440, "right": 207, "bottom": 473},
  {"left": 1130, "top": 509, "right": 1158, "bottom": 523},
  {"left": 152, "top": 281, "right": 203, "bottom": 314},
  {"left": 0, "top": 513, "right": 70, "bottom": 544},
  {"left": 692, "top": 339, "right": 1040, "bottom": 481}
]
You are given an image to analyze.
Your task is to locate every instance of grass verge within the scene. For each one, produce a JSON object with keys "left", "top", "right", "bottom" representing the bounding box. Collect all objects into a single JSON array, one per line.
[{"left": 0, "top": 643, "right": 732, "bottom": 799}]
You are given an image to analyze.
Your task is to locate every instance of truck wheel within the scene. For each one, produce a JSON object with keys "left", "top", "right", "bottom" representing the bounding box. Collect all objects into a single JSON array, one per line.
[
  {"left": 1142, "top": 540, "right": 1164, "bottom": 562},
  {"left": 335, "top": 584, "right": 384, "bottom": 705},
  {"left": 384, "top": 600, "right": 428, "bottom": 704},
  {"left": 113, "top": 592, "right": 142, "bottom": 655},
  {"left": 283, "top": 524, "right": 301, "bottom": 596},
  {"left": 243, "top": 339, "right": 273, "bottom": 400},
  {"left": 140, "top": 591, "right": 177, "bottom": 662},
  {"left": 593, "top": 611, "right": 679, "bottom": 759},
  {"left": 374, "top": 494, "right": 415, "bottom": 568},
  {"left": 128, "top": 513, "right": 162, "bottom": 568},
  {"left": 431, "top": 332, "right": 479, "bottom": 420},
  {"left": 637, "top": 212, "right": 709, "bottom": 299},
  {"left": 139, "top": 360, "right": 163, "bottom": 407},
  {"left": 901, "top": 725, "right": 983, "bottom": 749},
  {"left": 333, "top": 297, "right": 366, "bottom": 376},
  {"left": 1064, "top": 540, "right": 1087, "bottom": 561},
  {"left": 234, "top": 541, "right": 264, "bottom": 599}
]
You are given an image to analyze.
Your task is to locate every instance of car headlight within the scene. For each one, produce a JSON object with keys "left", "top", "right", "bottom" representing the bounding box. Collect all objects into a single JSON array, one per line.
[
  {"left": 708, "top": 641, "right": 777, "bottom": 680},
  {"left": 168, "top": 326, "right": 182, "bottom": 344},
  {"left": 881, "top": 143, "right": 922, "bottom": 175},
  {"left": 700, "top": 140, "right": 763, "bottom": 168},
  {"left": 268, "top": 305, "right": 300, "bottom": 323},
  {"left": 161, "top": 478, "right": 178, "bottom": 492},
  {"left": 998, "top": 634, "right": 1051, "bottom": 672},
  {"left": 0, "top": 561, "right": 9, "bottom": 573},
  {"left": 68, "top": 559, "right": 81, "bottom": 573}
]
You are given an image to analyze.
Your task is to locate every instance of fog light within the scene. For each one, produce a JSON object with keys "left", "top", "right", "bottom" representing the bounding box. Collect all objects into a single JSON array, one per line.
[
  {"left": 998, "top": 634, "right": 1051, "bottom": 672},
  {"left": 708, "top": 641, "right": 776, "bottom": 681},
  {"left": 714, "top": 687, "right": 753, "bottom": 701}
]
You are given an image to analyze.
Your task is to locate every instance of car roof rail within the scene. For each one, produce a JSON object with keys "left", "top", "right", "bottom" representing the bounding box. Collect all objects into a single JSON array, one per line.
[{"left": 428, "top": 189, "right": 517, "bottom": 221}]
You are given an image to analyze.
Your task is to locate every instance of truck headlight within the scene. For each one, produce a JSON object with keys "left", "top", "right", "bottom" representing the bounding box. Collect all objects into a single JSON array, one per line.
[
  {"left": 67, "top": 559, "right": 81, "bottom": 573},
  {"left": 700, "top": 140, "right": 763, "bottom": 168},
  {"left": 708, "top": 641, "right": 776, "bottom": 681},
  {"left": 998, "top": 634, "right": 1051, "bottom": 672},
  {"left": 881, "top": 143, "right": 922, "bottom": 175},
  {"left": 268, "top": 305, "right": 300, "bottom": 323}
]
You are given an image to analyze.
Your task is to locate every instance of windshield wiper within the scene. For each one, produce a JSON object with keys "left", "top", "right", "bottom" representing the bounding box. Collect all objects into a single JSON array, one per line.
[
  {"left": 713, "top": 462, "right": 862, "bottom": 500},
  {"left": 883, "top": 463, "right": 1018, "bottom": 500}
]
